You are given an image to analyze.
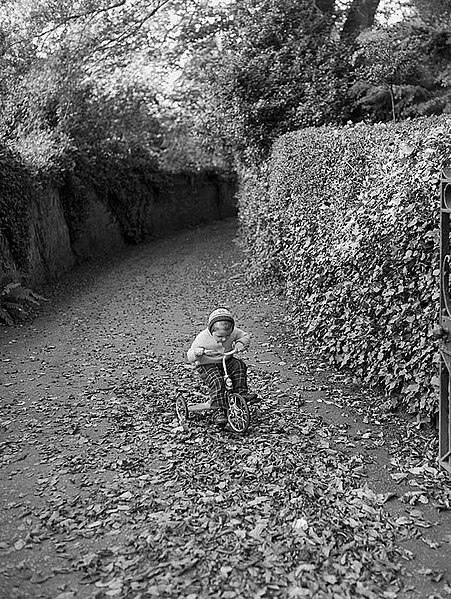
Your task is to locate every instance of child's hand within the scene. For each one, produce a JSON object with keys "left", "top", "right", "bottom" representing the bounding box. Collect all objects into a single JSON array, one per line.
[
  {"left": 234, "top": 342, "right": 244, "bottom": 353},
  {"left": 194, "top": 347, "right": 205, "bottom": 357}
]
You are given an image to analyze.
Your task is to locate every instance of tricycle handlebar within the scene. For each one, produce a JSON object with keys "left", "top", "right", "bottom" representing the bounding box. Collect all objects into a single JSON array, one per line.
[
  {"left": 203, "top": 348, "right": 238, "bottom": 357},
  {"left": 222, "top": 348, "right": 238, "bottom": 357}
]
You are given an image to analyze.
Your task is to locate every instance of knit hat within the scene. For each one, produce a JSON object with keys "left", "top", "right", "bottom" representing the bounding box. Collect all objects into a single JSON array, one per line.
[{"left": 208, "top": 307, "right": 235, "bottom": 333}]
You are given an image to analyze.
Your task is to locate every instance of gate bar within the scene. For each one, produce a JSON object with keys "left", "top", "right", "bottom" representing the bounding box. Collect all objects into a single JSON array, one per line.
[{"left": 439, "top": 169, "right": 451, "bottom": 474}]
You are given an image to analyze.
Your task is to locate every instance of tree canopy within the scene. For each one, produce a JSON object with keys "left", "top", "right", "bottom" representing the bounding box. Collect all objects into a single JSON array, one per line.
[{"left": 1, "top": 0, "right": 451, "bottom": 170}]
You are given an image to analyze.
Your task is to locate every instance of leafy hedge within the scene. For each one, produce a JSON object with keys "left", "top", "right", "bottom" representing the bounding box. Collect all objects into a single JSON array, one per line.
[{"left": 237, "top": 116, "right": 451, "bottom": 419}]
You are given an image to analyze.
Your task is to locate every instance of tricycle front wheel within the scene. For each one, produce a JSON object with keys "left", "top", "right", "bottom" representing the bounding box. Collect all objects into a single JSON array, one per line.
[{"left": 227, "top": 393, "right": 250, "bottom": 433}]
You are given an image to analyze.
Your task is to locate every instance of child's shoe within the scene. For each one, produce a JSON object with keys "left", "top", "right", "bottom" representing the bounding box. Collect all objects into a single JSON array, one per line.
[{"left": 214, "top": 409, "right": 228, "bottom": 427}]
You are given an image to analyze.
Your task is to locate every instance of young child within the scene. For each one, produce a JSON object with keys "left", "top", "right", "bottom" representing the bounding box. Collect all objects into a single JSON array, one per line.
[{"left": 187, "top": 307, "right": 258, "bottom": 426}]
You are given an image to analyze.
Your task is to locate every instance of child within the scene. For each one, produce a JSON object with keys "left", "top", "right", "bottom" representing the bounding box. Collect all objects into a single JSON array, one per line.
[{"left": 187, "top": 307, "right": 258, "bottom": 426}]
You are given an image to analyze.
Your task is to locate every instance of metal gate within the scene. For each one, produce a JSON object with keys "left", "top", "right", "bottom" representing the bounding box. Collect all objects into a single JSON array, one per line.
[{"left": 439, "top": 168, "right": 451, "bottom": 474}]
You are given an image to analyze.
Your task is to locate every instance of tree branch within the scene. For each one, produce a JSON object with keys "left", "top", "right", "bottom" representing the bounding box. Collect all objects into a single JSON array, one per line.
[
  {"left": 5, "top": 0, "right": 172, "bottom": 51},
  {"left": 88, "top": 0, "right": 173, "bottom": 56}
]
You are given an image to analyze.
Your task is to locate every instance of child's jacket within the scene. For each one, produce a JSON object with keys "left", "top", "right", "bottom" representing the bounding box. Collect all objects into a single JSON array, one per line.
[{"left": 187, "top": 327, "right": 251, "bottom": 365}]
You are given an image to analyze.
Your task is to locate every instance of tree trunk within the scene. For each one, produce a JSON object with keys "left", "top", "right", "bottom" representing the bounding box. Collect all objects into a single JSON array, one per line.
[
  {"left": 389, "top": 83, "right": 396, "bottom": 123},
  {"left": 315, "top": 0, "right": 335, "bottom": 14},
  {"left": 341, "top": 0, "right": 382, "bottom": 42}
]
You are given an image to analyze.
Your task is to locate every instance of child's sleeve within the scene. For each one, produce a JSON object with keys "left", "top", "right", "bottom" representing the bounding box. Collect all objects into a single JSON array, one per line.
[
  {"left": 234, "top": 328, "right": 251, "bottom": 350},
  {"left": 187, "top": 332, "right": 203, "bottom": 363}
]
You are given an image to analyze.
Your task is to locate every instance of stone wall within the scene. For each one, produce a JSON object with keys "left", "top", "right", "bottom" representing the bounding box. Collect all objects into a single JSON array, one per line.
[{"left": 0, "top": 172, "right": 237, "bottom": 288}]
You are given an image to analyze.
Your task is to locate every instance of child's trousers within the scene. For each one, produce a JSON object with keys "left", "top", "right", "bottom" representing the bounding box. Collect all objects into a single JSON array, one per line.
[{"left": 196, "top": 357, "right": 248, "bottom": 411}]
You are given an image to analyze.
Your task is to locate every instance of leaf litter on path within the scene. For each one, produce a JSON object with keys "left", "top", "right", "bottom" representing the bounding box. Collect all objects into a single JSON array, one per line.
[{"left": 0, "top": 219, "right": 450, "bottom": 599}]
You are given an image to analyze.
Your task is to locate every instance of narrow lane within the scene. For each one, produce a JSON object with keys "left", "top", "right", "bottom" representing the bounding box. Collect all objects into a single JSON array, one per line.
[{"left": 1, "top": 218, "right": 450, "bottom": 599}]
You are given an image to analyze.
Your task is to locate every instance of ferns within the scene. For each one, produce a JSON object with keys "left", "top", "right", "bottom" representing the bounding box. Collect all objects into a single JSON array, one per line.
[{"left": 0, "top": 275, "right": 48, "bottom": 325}]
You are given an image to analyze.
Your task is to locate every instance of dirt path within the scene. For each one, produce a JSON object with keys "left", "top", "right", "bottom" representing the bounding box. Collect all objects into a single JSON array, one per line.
[{"left": 1, "top": 218, "right": 451, "bottom": 599}]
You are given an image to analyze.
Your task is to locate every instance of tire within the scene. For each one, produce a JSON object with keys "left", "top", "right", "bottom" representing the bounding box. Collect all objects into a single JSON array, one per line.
[
  {"left": 175, "top": 397, "right": 189, "bottom": 423},
  {"left": 227, "top": 393, "right": 250, "bottom": 433}
]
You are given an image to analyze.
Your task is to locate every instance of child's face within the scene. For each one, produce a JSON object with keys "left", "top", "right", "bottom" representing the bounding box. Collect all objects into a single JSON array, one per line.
[{"left": 212, "top": 324, "right": 232, "bottom": 343}]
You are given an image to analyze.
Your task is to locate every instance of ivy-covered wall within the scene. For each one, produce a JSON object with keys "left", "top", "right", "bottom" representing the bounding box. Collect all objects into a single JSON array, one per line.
[
  {"left": 0, "top": 145, "right": 237, "bottom": 287},
  {"left": 237, "top": 116, "right": 449, "bottom": 420},
  {"left": 0, "top": 146, "right": 34, "bottom": 273}
]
